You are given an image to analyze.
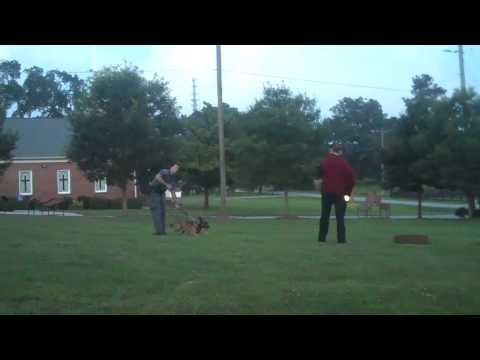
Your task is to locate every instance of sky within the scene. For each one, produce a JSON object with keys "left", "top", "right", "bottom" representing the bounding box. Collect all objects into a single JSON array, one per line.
[{"left": 1, "top": 45, "right": 479, "bottom": 119}]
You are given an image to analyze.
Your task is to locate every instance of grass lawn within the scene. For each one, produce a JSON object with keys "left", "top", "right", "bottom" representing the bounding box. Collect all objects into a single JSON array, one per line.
[
  {"left": 1, "top": 201, "right": 479, "bottom": 314},
  {"left": 304, "top": 182, "right": 469, "bottom": 203},
  {"left": 176, "top": 195, "right": 453, "bottom": 217}
]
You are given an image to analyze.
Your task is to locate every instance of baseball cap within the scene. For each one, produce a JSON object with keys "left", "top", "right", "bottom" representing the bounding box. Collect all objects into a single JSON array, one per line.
[{"left": 329, "top": 142, "right": 343, "bottom": 152}]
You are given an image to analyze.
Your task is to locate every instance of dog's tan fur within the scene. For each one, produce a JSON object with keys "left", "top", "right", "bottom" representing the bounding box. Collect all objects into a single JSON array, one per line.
[{"left": 170, "top": 216, "right": 209, "bottom": 236}]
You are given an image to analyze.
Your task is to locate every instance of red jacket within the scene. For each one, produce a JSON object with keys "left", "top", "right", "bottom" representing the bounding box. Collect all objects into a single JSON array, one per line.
[{"left": 319, "top": 153, "right": 355, "bottom": 196}]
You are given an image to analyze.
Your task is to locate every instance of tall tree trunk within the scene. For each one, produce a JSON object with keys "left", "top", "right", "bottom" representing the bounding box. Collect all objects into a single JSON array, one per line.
[
  {"left": 466, "top": 192, "right": 476, "bottom": 219},
  {"left": 284, "top": 189, "right": 289, "bottom": 216},
  {"left": 121, "top": 187, "right": 128, "bottom": 215},
  {"left": 417, "top": 190, "right": 423, "bottom": 219},
  {"left": 203, "top": 188, "right": 209, "bottom": 209}
]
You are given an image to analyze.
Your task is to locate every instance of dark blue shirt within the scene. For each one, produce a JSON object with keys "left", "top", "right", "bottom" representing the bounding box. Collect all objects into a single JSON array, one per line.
[{"left": 151, "top": 169, "right": 175, "bottom": 193}]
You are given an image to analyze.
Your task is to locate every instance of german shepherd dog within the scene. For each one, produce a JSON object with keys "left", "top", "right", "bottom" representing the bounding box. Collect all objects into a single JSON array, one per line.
[{"left": 171, "top": 216, "right": 210, "bottom": 235}]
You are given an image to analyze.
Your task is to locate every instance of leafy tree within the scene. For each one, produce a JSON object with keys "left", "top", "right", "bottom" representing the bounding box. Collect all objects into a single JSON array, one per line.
[
  {"left": 383, "top": 74, "right": 446, "bottom": 218},
  {"left": 230, "top": 134, "right": 270, "bottom": 193},
  {"left": 427, "top": 88, "right": 480, "bottom": 217},
  {"left": 14, "top": 66, "right": 85, "bottom": 118},
  {"left": 0, "top": 60, "right": 23, "bottom": 113},
  {"left": 67, "top": 65, "right": 180, "bottom": 214},
  {"left": 236, "top": 85, "right": 321, "bottom": 215},
  {"left": 179, "top": 102, "right": 238, "bottom": 209},
  {"left": 0, "top": 103, "right": 18, "bottom": 177},
  {"left": 323, "top": 97, "right": 387, "bottom": 181},
  {"left": 0, "top": 60, "right": 21, "bottom": 175}
]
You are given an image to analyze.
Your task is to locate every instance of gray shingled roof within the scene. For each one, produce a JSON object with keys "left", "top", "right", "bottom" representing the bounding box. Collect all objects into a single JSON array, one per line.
[{"left": 3, "top": 118, "right": 72, "bottom": 159}]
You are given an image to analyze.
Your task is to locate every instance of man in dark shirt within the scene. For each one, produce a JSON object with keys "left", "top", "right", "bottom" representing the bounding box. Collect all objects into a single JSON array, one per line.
[
  {"left": 315, "top": 143, "right": 355, "bottom": 243},
  {"left": 148, "top": 164, "right": 180, "bottom": 236}
]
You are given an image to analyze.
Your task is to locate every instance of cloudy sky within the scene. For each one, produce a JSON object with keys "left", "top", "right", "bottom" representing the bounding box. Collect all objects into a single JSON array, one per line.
[{"left": 1, "top": 45, "right": 479, "bottom": 118}]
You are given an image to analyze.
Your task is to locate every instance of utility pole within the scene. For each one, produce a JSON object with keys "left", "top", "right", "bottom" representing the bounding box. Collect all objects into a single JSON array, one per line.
[
  {"left": 380, "top": 128, "right": 385, "bottom": 186},
  {"left": 216, "top": 45, "right": 227, "bottom": 216},
  {"left": 444, "top": 45, "right": 467, "bottom": 93},
  {"left": 444, "top": 45, "right": 473, "bottom": 214},
  {"left": 192, "top": 78, "right": 198, "bottom": 113},
  {"left": 458, "top": 45, "right": 466, "bottom": 93}
]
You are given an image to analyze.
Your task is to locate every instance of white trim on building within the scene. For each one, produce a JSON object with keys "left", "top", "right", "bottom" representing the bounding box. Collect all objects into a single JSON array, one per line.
[
  {"left": 57, "top": 169, "right": 71, "bottom": 194},
  {"left": 94, "top": 178, "right": 108, "bottom": 193},
  {"left": 18, "top": 170, "right": 33, "bottom": 196},
  {"left": 0, "top": 159, "right": 69, "bottom": 164}
]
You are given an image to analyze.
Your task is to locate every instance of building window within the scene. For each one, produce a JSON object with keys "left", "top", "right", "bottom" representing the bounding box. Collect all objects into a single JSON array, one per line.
[
  {"left": 18, "top": 170, "right": 33, "bottom": 196},
  {"left": 95, "top": 177, "right": 108, "bottom": 193},
  {"left": 57, "top": 170, "right": 71, "bottom": 194}
]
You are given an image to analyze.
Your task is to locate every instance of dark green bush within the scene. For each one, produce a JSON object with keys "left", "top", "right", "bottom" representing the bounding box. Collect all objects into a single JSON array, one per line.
[
  {"left": 0, "top": 197, "right": 30, "bottom": 211},
  {"left": 76, "top": 196, "right": 142, "bottom": 210}
]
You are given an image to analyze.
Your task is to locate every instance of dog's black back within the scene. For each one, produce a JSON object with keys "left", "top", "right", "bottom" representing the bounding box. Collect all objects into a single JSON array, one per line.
[{"left": 195, "top": 216, "right": 210, "bottom": 233}]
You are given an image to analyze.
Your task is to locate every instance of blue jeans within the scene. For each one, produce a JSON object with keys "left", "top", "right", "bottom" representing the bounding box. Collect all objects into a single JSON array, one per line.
[
  {"left": 319, "top": 193, "right": 347, "bottom": 243},
  {"left": 148, "top": 192, "right": 166, "bottom": 234}
]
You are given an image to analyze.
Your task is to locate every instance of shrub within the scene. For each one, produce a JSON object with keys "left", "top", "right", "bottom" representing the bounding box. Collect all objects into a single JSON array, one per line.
[
  {"left": 454, "top": 207, "right": 480, "bottom": 218},
  {"left": 455, "top": 207, "right": 469, "bottom": 218},
  {"left": 76, "top": 196, "right": 142, "bottom": 210},
  {"left": 57, "top": 197, "right": 73, "bottom": 210},
  {"left": 0, "top": 197, "right": 51, "bottom": 211},
  {"left": 71, "top": 199, "right": 83, "bottom": 210},
  {"left": 0, "top": 196, "right": 14, "bottom": 211}
]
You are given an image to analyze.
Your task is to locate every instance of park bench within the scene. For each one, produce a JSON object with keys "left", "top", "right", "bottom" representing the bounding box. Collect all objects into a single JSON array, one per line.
[
  {"left": 357, "top": 192, "right": 391, "bottom": 218},
  {"left": 356, "top": 193, "right": 376, "bottom": 216},
  {"left": 35, "top": 197, "right": 70, "bottom": 215},
  {"left": 0, "top": 195, "right": 12, "bottom": 212},
  {"left": 378, "top": 201, "right": 391, "bottom": 218},
  {"left": 1, "top": 196, "right": 70, "bottom": 215}
]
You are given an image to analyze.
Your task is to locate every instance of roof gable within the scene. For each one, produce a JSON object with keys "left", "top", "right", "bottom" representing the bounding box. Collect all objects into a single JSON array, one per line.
[{"left": 3, "top": 117, "right": 72, "bottom": 160}]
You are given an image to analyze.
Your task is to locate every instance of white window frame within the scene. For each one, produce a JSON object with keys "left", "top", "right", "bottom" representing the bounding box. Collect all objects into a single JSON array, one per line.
[
  {"left": 166, "top": 190, "right": 182, "bottom": 199},
  {"left": 94, "top": 177, "right": 108, "bottom": 193},
  {"left": 18, "top": 170, "right": 33, "bottom": 196},
  {"left": 57, "top": 169, "right": 71, "bottom": 195}
]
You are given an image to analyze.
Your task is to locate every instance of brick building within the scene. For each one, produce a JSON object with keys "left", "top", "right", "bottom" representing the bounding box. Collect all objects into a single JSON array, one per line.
[{"left": 0, "top": 118, "right": 136, "bottom": 202}]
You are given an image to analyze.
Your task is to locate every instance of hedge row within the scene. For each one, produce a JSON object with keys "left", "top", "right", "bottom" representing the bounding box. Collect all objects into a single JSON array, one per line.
[
  {"left": 77, "top": 196, "right": 143, "bottom": 210},
  {"left": 0, "top": 196, "right": 143, "bottom": 211}
]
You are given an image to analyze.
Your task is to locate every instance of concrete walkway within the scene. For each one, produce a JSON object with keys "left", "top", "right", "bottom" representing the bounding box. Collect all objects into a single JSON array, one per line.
[
  {"left": 251, "top": 191, "right": 468, "bottom": 209},
  {"left": 0, "top": 210, "right": 83, "bottom": 217},
  {"left": 0, "top": 210, "right": 457, "bottom": 220},
  {"left": 215, "top": 214, "right": 459, "bottom": 220}
]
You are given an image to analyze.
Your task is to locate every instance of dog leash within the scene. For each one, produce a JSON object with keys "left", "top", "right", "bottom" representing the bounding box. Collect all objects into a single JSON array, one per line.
[{"left": 172, "top": 205, "right": 196, "bottom": 222}]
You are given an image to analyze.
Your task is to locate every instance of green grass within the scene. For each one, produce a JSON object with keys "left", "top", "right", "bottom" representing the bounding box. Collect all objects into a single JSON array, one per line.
[
  {"left": 352, "top": 182, "right": 388, "bottom": 197},
  {"left": 1, "top": 206, "right": 479, "bottom": 314},
  {"left": 333, "top": 181, "right": 468, "bottom": 203},
  {"left": 175, "top": 195, "right": 453, "bottom": 217}
]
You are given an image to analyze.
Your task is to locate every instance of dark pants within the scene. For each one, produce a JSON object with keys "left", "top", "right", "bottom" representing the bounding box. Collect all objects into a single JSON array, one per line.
[
  {"left": 319, "top": 192, "right": 347, "bottom": 243},
  {"left": 148, "top": 192, "right": 166, "bottom": 234}
]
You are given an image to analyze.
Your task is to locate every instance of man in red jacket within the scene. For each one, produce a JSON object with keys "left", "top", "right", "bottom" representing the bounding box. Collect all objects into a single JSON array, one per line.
[{"left": 316, "top": 143, "right": 355, "bottom": 243}]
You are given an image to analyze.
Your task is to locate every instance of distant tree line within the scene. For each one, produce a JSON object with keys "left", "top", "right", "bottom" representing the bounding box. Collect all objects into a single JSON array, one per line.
[{"left": 1, "top": 60, "right": 479, "bottom": 217}]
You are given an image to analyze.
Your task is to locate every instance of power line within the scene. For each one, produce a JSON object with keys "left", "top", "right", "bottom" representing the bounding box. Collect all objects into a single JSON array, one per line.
[
  {"left": 23, "top": 65, "right": 476, "bottom": 95},
  {"left": 220, "top": 70, "right": 410, "bottom": 92},
  {"left": 57, "top": 67, "right": 193, "bottom": 75},
  {"left": 51, "top": 67, "right": 411, "bottom": 93}
]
